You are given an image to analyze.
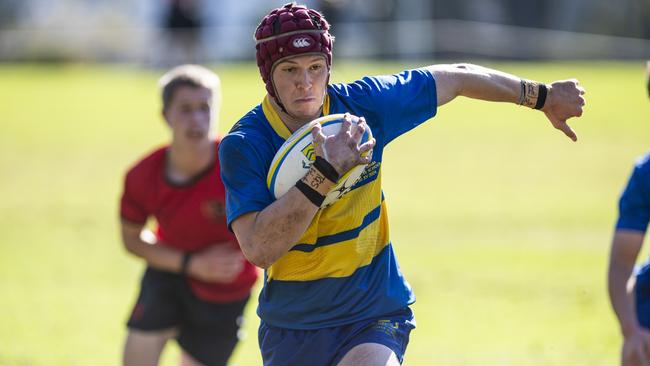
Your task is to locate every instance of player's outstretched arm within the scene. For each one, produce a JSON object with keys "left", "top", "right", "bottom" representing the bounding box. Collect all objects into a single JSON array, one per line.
[
  {"left": 427, "top": 63, "right": 586, "bottom": 141},
  {"left": 608, "top": 230, "right": 650, "bottom": 366}
]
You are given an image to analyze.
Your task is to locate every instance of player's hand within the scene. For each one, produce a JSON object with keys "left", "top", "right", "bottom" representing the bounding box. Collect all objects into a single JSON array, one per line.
[
  {"left": 187, "top": 243, "right": 244, "bottom": 283},
  {"left": 311, "top": 113, "right": 375, "bottom": 175},
  {"left": 541, "top": 79, "right": 586, "bottom": 142},
  {"left": 622, "top": 327, "right": 650, "bottom": 366}
]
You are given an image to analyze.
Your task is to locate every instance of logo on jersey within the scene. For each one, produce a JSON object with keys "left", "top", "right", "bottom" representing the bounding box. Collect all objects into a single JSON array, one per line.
[
  {"left": 292, "top": 37, "right": 312, "bottom": 48},
  {"left": 201, "top": 200, "right": 226, "bottom": 219},
  {"left": 374, "top": 319, "right": 399, "bottom": 339}
]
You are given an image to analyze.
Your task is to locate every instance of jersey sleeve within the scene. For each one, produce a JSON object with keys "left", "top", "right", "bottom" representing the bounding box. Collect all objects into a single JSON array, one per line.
[
  {"left": 334, "top": 68, "right": 438, "bottom": 145},
  {"left": 616, "top": 162, "right": 650, "bottom": 233},
  {"left": 219, "top": 132, "right": 275, "bottom": 227},
  {"left": 120, "top": 168, "right": 150, "bottom": 225}
]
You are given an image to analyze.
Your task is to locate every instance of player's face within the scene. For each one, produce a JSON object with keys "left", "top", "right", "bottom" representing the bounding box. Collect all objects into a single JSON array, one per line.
[
  {"left": 164, "top": 86, "right": 214, "bottom": 142},
  {"left": 272, "top": 55, "right": 328, "bottom": 122}
]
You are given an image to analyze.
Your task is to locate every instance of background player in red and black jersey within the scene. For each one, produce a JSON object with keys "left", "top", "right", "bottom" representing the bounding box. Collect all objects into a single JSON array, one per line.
[{"left": 119, "top": 64, "right": 258, "bottom": 366}]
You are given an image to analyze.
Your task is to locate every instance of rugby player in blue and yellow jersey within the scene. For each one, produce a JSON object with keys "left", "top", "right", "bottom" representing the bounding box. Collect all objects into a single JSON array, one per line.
[{"left": 219, "top": 3, "right": 586, "bottom": 365}]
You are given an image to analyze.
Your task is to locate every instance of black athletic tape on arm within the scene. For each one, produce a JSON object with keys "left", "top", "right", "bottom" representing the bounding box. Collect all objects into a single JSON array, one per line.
[
  {"left": 534, "top": 84, "right": 548, "bottom": 110},
  {"left": 313, "top": 156, "right": 339, "bottom": 183},
  {"left": 181, "top": 252, "right": 192, "bottom": 275},
  {"left": 295, "top": 179, "right": 325, "bottom": 207}
]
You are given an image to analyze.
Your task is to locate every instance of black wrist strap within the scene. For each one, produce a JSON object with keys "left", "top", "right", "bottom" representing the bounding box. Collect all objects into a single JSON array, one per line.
[
  {"left": 534, "top": 84, "right": 548, "bottom": 110},
  {"left": 295, "top": 179, "right": 325, "bottom": 207},
  {"left": 313, "top": 156, "right": 339, "bottom": 183},
  {"left": 180, "top": 252, "right": 192, "bottom": 275}
]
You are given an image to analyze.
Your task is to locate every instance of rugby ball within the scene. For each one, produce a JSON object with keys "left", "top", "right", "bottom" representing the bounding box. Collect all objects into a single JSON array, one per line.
[{"left": 267, "top": 114, "right": 373, "bottom": 207}]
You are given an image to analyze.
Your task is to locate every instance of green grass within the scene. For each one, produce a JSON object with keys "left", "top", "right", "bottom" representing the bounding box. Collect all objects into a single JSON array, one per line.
[{"left": 0, "top": 61, "right": 648, "bottom": 365}]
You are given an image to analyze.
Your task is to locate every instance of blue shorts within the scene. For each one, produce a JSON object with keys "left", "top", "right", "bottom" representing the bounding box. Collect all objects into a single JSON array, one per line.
[
  {"left": 258, "top": 307, "right": 415, "bottom": 366},
  {"left": 636, "top": 262, "right": 650, "bottom": 328}
]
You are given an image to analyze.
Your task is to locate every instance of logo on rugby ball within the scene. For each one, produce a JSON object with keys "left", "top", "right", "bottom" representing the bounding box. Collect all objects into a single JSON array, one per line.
[{"left": 301, "top": 144, "right": 316, "bottom": 161}]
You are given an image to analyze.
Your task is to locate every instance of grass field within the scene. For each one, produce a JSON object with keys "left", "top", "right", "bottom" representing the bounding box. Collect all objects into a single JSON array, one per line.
[{"left": 0, "top": 61, "right": 648, "bottom": 365}]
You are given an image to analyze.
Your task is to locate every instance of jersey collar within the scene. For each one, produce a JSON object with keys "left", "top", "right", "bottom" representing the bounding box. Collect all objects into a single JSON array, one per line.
[{"left": 262, "top": 94, "right": 330, "bottom": 140}]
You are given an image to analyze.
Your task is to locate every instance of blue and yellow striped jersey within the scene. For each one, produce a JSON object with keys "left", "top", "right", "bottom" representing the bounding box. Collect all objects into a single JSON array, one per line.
[{"left": 219, "top": 68, "right": 438, "bottom": 329}]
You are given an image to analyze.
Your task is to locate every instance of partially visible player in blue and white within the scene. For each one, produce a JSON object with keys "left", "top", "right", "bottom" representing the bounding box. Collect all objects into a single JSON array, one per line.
[
  {"left": 607, "top": 62, "right": 650, "bottom": 366},
  {"left": 609, "top": 153, "right": 650, "bottom": 366},
  {"left": 219, "top": 3, "right": 587, "bottom": 366}
]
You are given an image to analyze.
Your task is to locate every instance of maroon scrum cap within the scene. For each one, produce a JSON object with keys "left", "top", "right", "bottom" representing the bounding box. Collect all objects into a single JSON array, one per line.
[{"left": 254, "top": 3, "right": 333, "bottom": 102}]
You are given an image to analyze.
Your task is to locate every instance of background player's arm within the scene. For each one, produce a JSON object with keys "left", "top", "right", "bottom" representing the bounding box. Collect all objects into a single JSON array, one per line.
[
  {"left": 121, "top": 220, "right": 242, "bottom": 282},
  {"left": 121, "top": 219, "right": 185, "bottom": 272},
  {"left": 427, "top": 63, "right": 585, "bottom": 141},
  {"left": 608, "top": 229, "right": 650, "bottom": 366}
]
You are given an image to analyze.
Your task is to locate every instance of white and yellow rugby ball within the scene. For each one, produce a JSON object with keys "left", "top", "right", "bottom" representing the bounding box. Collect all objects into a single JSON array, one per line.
[{"left": 267, "top": 114, "right": 373, "bottom": 207}]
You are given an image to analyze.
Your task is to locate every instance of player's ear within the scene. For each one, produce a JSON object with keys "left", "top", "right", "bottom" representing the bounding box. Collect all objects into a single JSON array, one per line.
[{"left": 161, "top": 108, "right": 171, "bottom": 126}]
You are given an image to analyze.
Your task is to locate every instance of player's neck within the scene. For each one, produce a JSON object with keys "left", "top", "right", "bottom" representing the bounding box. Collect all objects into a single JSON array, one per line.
[{"left": 167, "top": 139, "right": 215, "bottom": 182}]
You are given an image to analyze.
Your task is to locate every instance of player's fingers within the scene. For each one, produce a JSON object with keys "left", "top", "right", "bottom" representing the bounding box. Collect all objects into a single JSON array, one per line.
[
  {"left": 359, "top": 137, "right": 375, "bottom": 151},
  {"left": 311, "top": 123, "right": 325, "bottom": 139},
  {"left": 642, "top": 338, "right": 650, "bottom": 363},
  {"left": 350, "top": 118, "right": 366, "bottom": 141},
  {"left": 548, "top": 111, "right": 578, "bottom": 142},
  {"left": 637, "top": 347, "right": 650, "bottom": 366},
  {"left": 358, "top": 138, "right": 376, "bottom": 163},
  {"left": 223, "top": 263, "right": 242, "bottom": 273},
  {"left": 625, "top": 352, "right": 639, "bottom": 366},
  {"left": 215, "top": 264, "right": 238, "bottom": 276},
  {"left": 558, "top": 122, "right": 578, "bottom": 142},
  {"left": 311, "top": 124, "right": 327, "bottom": 154},
  {"left": 211, "top": 245, "right": 236, "bottom": 254},
  {"left": 339, "top": 113, "right": 353, "bottom": 135},
  {"left": 219, "top": 261, "right": 239, "bottom": 271},
  {"left": 359, "top": 150, "right": 374, "bottom": 164},
  {"left": 359, "top": 154, "right": 373, "bottom": 164},
  {"left": 578, "top": 95, "right": 586, "bottom": 107},
  {"left": 546, "top": 111, "right": 573, "bottom": 139},
  {"left": 571, "top": 103, "right": 584, "bottom": 118},
  {"left": 218, "top": 252, "right": 242, "bottom": 262}
]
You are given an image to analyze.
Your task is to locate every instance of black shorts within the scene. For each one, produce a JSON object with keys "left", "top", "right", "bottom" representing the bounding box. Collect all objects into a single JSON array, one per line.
[{"left": 127, "top": 267, "right": 250, "bottom": 366}]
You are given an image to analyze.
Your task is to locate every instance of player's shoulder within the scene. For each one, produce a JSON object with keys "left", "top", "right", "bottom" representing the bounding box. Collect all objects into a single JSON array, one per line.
[
  {"left": 330, "top": 68, "right": 434, "bottom": 95},
  {"left": 628, "top": 151, "right": 650, "bottom": 186},
  {"left": 125, "top": 145, "right": 168, "bottom": 180},
  {"left": 222, "top": 107, "right": 274, "bottom": 152},
  {"left": 329, "top": 74, "right": 387, "bottom": 95},
  {"left": 634, "top": 151, "right": 650, "bottom": 171},
  {"left": 224, "top": 105, "right": 265, "bottom": 137}
]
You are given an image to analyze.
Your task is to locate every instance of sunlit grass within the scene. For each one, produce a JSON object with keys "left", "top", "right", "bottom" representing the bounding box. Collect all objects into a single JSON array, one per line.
[{"left": 0, "top": 61, "right": 648, "bottom": 365}]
